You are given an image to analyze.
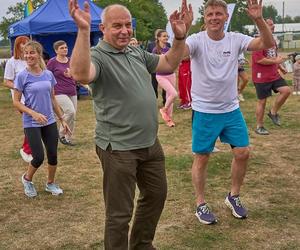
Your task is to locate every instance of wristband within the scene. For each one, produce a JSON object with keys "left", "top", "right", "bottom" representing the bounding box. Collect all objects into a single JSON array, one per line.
[{"left": 174, "top": 35, "right": 186, "bottom": 40}]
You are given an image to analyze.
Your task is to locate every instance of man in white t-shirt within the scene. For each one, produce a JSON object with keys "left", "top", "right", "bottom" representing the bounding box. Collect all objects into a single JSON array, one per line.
[{"left": 183, "top": 0, "right": 273, "bottom": 224}]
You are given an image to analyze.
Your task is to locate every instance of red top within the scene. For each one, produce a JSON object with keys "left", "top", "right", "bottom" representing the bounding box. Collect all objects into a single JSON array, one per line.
[{"left": 252, "top": 44, "right": 281, "bottom": 83}]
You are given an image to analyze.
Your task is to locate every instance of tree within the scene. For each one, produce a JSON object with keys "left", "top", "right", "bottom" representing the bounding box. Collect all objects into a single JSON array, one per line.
[
  {"left": 94, "top": 0, "right": 168, "bottom": 41},
  {"left": 263, "top": 5, "right": 278, "bottom": 21},
  {"left": 0, "top": 0, "right": 44, "bottom": 40},
  {"left": 284, "top": 15, "right": 293, "bottom": 23},
  {"left": 293, "top": 16, "right": 300, "bottom": 23},
  {"left": 227, "top": 0, "right": 252, "bottom": 33}
]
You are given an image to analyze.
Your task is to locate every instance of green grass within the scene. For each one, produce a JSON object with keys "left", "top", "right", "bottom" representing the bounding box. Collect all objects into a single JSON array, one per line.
[{"left": 0, "top": 66, "right": 299, "bottom": 249}]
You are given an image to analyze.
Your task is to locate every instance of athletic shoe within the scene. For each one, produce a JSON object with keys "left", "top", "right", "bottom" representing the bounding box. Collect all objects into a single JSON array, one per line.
[
  {"left": 182, "top": 103, "right": 191, "bottom": 110},
  {"left": 21, "top": 173, "right": 37, "bottom": 198},
  {"left": 19, "top": 148, "right": 33, "bottom": 163},
  {"left": 267, "top": 111, "right": 281, "bottom": 126},
  {"left": 178, "top": 103, "right": 191, "bottom": 110},
  {"left": 212, "top": 147, "right": 220, "bottom": 153},
  {"left": 177, "top": 104, "right": 185, "bottom": 109},
  {"left": 159, "top": 108, "right": 171, "bottom": 123},
  {"left": 59, "top": 136, "right": 75, "bottom": 146},
  {"left": 293, "top": 91, "right": 297, "bottom": 95},
  {"left": 238, "top": 94, "right": 245, "bottom": 102},
  {"left": 45, "top": 183, "right": 63, "bottom": 196},
  {"left": 225, "top": 193, "right": 248, "bottom": 219},
  {"left": 255, "top": 127, "right": 269, "bottom": 135},
  {"left": 195, "top": 203, "right": 217, "bottom": 225}
]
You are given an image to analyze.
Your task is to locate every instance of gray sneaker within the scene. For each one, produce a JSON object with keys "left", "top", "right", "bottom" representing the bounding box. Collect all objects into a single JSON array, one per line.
[
  {"left": 45, "top": 183, "right": 63, "bottom": 195},
  {"left": 267, "top": 111, "right": 281, "bottom": 126},
  {"left": 255, "top": 127, "right": 269, "bottom": 135},
  {"left": 21, "top": 173, "right": 37, "bottom": 198}
]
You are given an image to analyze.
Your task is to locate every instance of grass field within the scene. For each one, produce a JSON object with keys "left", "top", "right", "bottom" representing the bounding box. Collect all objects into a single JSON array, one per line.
[{"left": 0, "top": 70, "right": 299, "bottom": 249}]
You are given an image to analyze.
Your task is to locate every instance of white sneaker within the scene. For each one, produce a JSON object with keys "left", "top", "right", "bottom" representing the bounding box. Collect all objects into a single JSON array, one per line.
[
  {"left": 21, "top": 173, "right": 37, "bottom": 198},
  {"left": 45, "top": 183, "right": 63, "bottom": 196},
  {"left": 293, "top": 91, "right": 297, "bottom": 95},
  {"left": 297, "top": 91, "right": 300, "bottom": 95},
  {"left": 238, "top": 94, "right": 245, "bottom": 102},
  {"left": 212, "top": 147, "right": 220, "bottom": 153},
  {"left": 20, "top": 148, "right": 33, "bottom": 163}
]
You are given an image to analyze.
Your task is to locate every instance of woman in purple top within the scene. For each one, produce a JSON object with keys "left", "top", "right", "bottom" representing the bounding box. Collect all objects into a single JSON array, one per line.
[
  {"left": 13, "top": 41, "right": 70, "bottom": 198},
  {"left": 152, "top": 30, "right": 178, "bottom": 127},
  {"left": 47, "top": 40, "right": 77, "bottom": 146}
]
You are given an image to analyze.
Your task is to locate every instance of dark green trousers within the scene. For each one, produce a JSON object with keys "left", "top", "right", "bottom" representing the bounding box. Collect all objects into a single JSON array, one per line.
[{"left": 96, "top": 138, "right": 167, "bottom": 250}]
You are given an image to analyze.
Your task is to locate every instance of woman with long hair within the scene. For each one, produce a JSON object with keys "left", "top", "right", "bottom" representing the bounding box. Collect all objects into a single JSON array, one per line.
[
  {"left": 152, "top": 30, "right": 178, "bottom": 127},
  {"left": 47, "top": 40, "right": 77, "bottom": 146},
  {"left": 13, "top": 41, "right": 70, "bottom": 198},
  {"left": 4, "top": 36, "right": 33, "bottom": 162}
]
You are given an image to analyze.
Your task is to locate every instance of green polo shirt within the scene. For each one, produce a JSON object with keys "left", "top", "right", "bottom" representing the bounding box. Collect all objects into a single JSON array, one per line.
[{"left": 90, "top": 40, "right": 160, "bottom": 151}]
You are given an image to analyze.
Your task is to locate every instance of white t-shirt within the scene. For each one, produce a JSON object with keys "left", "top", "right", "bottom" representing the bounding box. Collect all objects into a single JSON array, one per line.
[
  {"left": 4, "top": 57, "right": 27, "bottom": 101},
  {"left": 186, "top": 31, "right": 253, "bottom": 113}
]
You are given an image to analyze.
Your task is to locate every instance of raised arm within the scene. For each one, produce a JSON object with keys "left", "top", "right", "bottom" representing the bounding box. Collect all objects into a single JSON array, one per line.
[
  {"left": 69, "top": 0, "right": 96, "bottom": 84},
  {"left": 246, "top": 0, "right": 273, "bottom": 51},
  {"left": 156, "top": 0, "right": 193, "bottom": 73}
]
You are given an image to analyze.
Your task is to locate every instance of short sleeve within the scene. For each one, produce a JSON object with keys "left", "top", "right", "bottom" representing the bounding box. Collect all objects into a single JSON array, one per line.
[
  {"left": 91, "top": 47, "right": 102, "bottom": 82},
  {"left": 46, "top": 58, "right": 54, "bottom": 71},
  {"left": 140, "top": 49, "right": 159, "bottom": 74},
  {"left": 14, "top": 70, "right": 25, "bottom": 92},
  {"left": 4, "top": 58, "right": 15, "bottom": 80},
  {"left": 186, "top": 33, "right": 200, "bottom": 58},
  {"left": 237, "top": 33, "right": 254, "bottom": 53},
  {"left": 47, "top": 70, "right": 57, "bottom": 87}
]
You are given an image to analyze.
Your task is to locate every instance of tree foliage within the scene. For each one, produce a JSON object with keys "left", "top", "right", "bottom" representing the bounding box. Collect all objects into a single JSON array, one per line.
[
  {"left": 189, "top": 0, "right": 299, "bottom": 35},
  {"left": 0, "top": 0, "right": 44, "bottom": 40},
  {"left": 1, "top": 0, "right": 167, "bottom": 43},
  {"left": 94, "top": 0, "right": 168, "bottom": 41},
  {"left": 263, "top": 5, "right": 278, "bottom": 22}
]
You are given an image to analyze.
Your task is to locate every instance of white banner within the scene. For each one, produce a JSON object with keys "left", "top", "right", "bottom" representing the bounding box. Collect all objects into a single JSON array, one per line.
[
  {"left": 166, "top": 21, "right": 174, "bottom": 44},
  {"left": 224, "top": 3, "right": 236, "bottom": 32}
]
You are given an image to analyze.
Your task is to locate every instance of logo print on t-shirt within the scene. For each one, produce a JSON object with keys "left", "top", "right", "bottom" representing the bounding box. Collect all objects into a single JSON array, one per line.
[
  {"left": 223, "top": 51, "right": 231, "bottom": 57},
  {"left": 266, "top": 47, "right": 277, "bottom": 58}
]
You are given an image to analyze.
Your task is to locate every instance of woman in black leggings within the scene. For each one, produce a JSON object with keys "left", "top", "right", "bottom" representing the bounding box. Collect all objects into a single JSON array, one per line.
[{"left": 13, "top": 41, "right": 70, "bottom": 198}]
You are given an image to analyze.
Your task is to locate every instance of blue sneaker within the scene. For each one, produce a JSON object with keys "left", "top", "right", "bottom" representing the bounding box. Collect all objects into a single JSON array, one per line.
[
  {"left": 195, "top": 203, "right": 217, "bottom": 225},
  {"left": 225, "top": 193, "right": 248, "bottom": 219}
]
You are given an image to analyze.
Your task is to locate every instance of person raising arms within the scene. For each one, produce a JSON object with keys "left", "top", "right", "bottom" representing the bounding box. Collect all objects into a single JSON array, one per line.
[
  {"left": 68, "top": 0, "right": 193, "bottom": 248},
  {"left": 183, "top": 0, "right": 273, "bottom": 224}
]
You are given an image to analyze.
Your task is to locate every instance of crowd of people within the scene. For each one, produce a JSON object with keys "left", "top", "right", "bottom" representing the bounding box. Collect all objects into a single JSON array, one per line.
[{"left": 1, "top": 0, "right": 298, "bottom": 248}]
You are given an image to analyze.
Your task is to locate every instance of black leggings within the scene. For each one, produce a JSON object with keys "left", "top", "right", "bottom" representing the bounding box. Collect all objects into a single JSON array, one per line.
[{"left": 24, "top": 122, "right": 58, "bottom": 168}]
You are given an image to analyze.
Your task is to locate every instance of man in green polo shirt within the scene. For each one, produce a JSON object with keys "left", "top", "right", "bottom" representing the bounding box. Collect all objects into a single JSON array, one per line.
[{"left": 69, "top": 0, "right": 193, "bottom": 249}]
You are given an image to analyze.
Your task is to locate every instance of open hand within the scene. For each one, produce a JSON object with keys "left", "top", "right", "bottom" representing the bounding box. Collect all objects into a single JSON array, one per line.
[
  {"left": 246, "top": 0, "right": 263, "bottom": 21},
  {"left": 32, "top": 112, "right": 48, "bottom": 125},
  {"left": 61, "top": 120, "right": 72, "bottom": 136},
  {"left": 64, "top": 68, "right": 72, "bottom": 78},
  {"left": 170, "top": 0, "right": 193, "bottom": 39},
  {"left": 69, "top": 0, "right": 91, "bottom": 30}
]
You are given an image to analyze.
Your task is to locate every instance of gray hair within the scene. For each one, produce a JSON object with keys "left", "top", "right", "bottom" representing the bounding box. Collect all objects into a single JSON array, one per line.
[
  {"left": 204, "top": 0, "right": 228, "bottom": 12},
  {"left": 101, "top": 4, "right": 131, "bottom": 24}
]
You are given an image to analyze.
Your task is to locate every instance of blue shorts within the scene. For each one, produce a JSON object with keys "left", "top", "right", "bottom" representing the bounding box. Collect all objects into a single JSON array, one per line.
[{"left": 192, "top": 108, "right": 249, "bottom": 154}]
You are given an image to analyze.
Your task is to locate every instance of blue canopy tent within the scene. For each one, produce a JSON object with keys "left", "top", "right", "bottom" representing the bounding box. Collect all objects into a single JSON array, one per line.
[{"left": 8, "top": 0, "right": 104, "bottom": 57}]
